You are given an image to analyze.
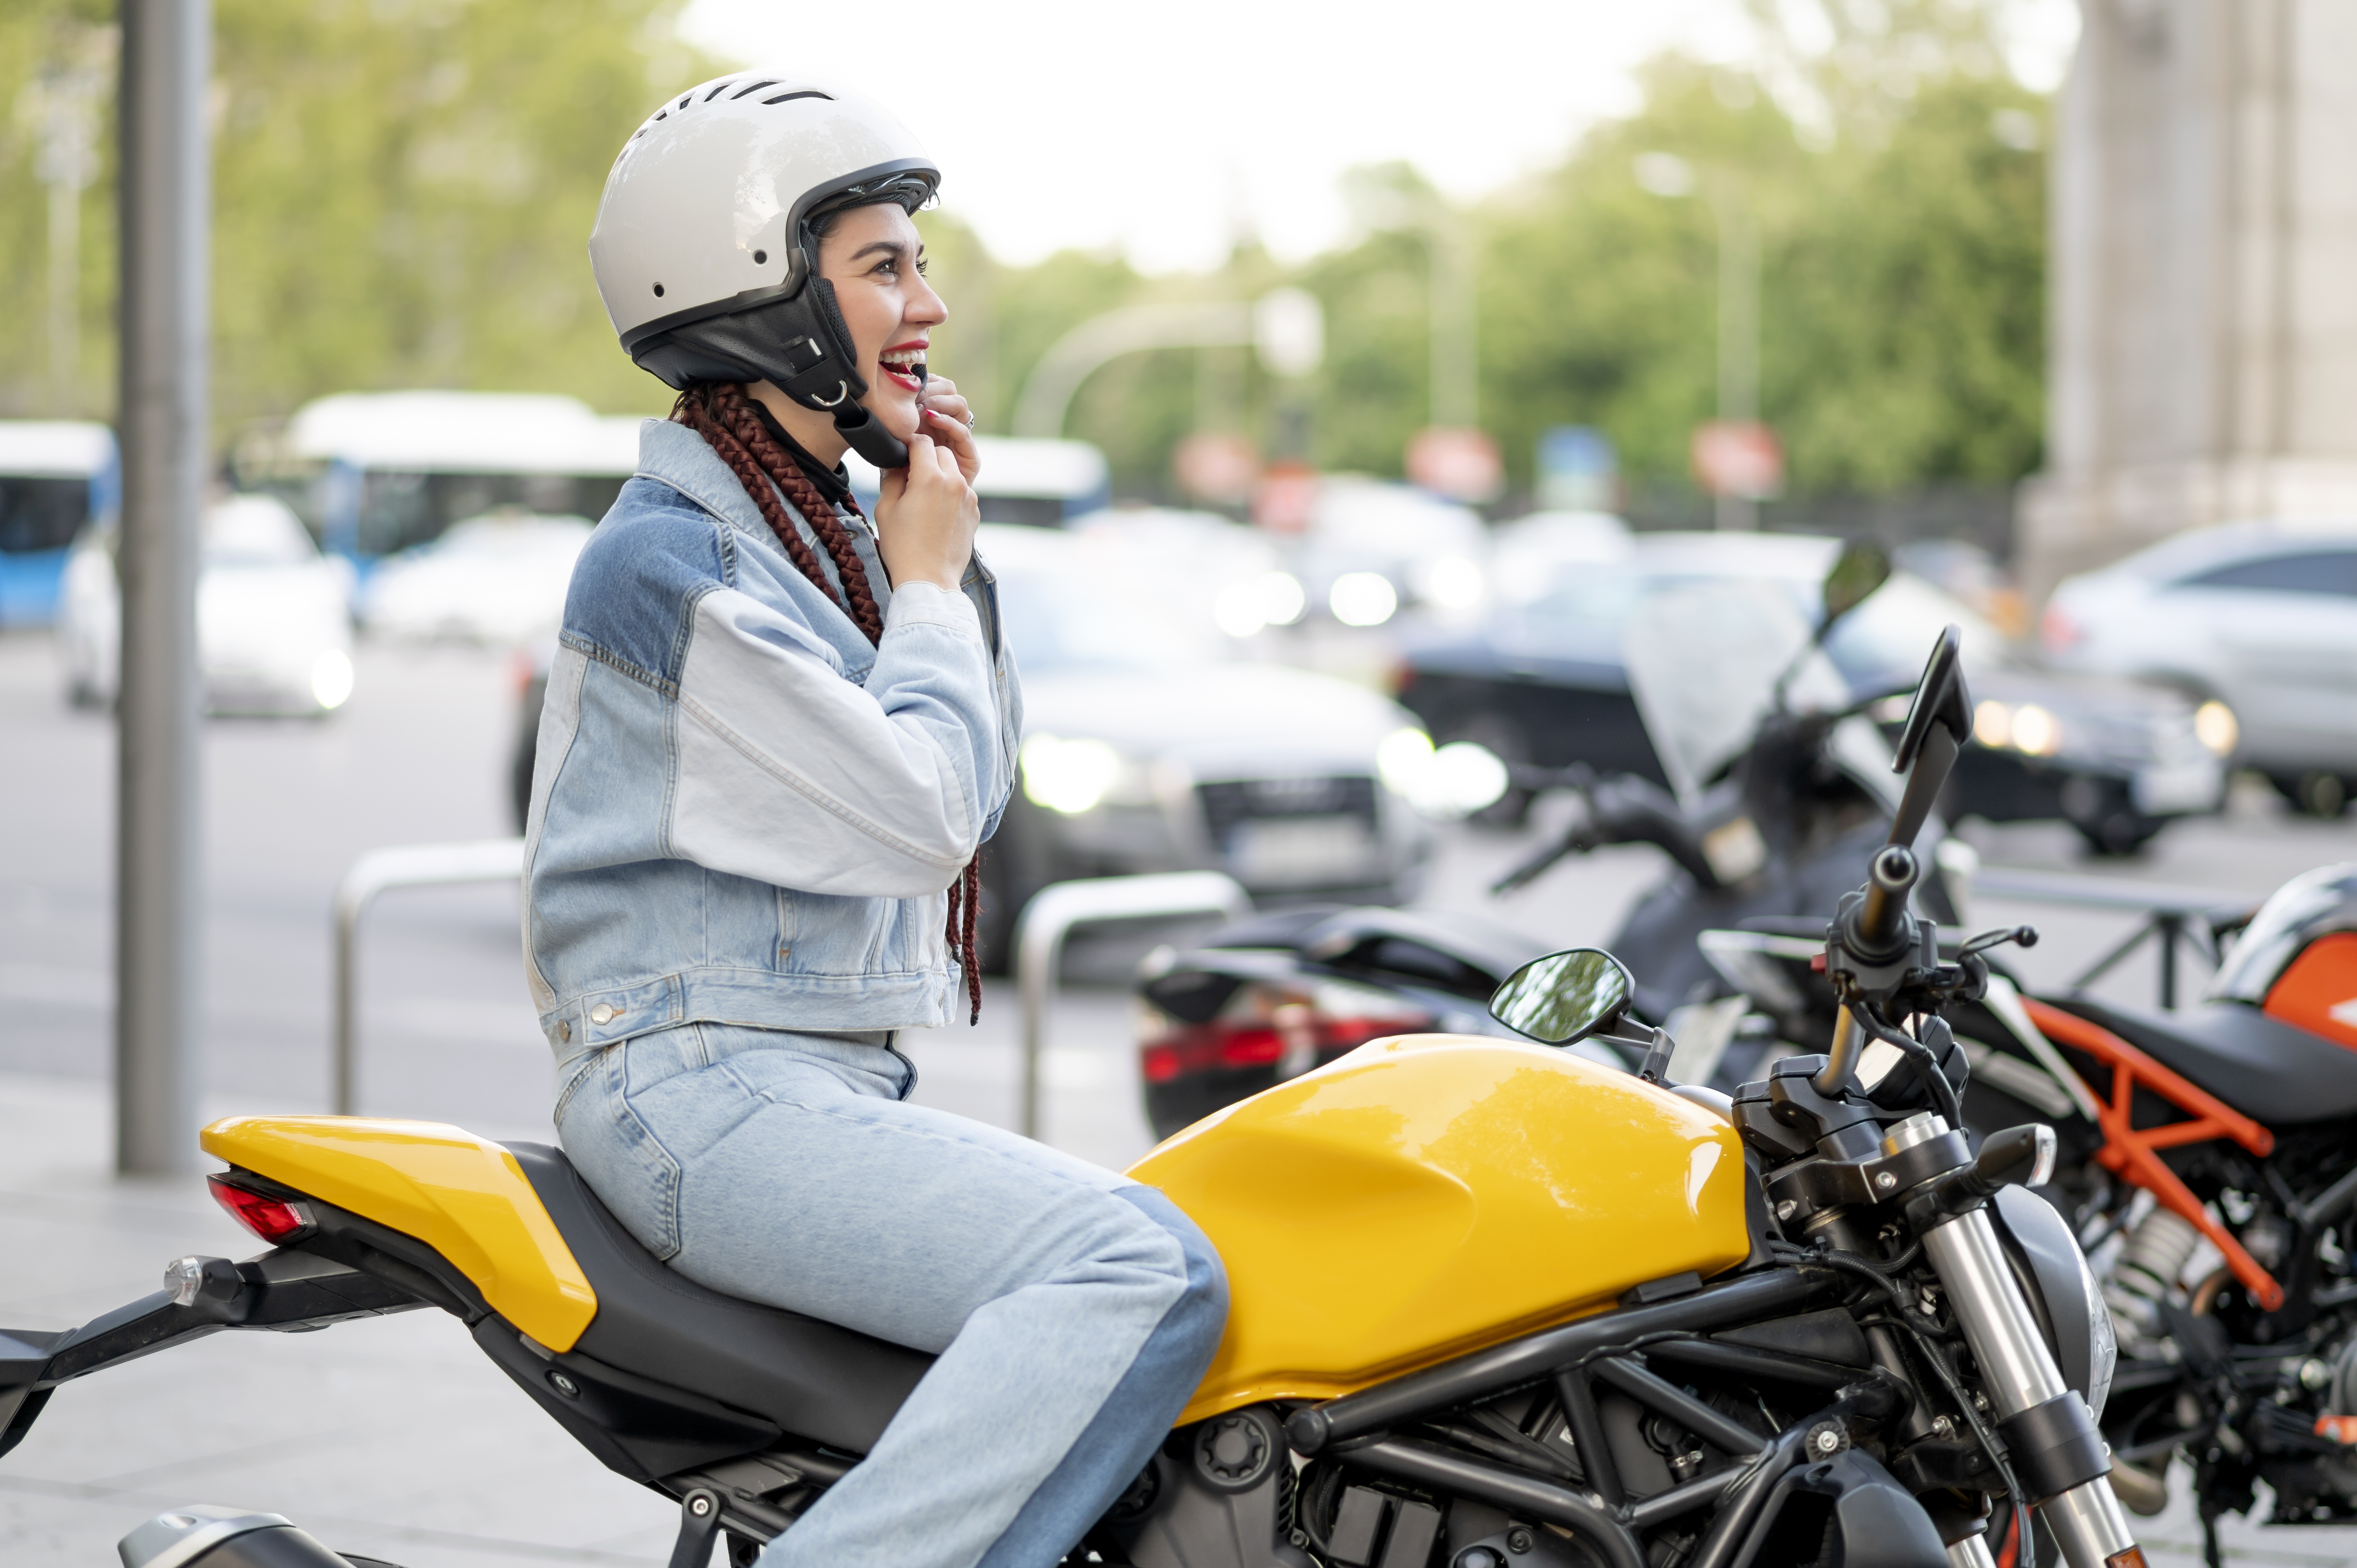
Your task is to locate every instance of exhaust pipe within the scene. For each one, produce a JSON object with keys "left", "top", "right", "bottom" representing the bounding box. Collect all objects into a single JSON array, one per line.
[
  {"left": 2108, "top": 1457, "right": 2171, "bottom": 1517},
  {"left": 118, "top": 1504, "right": 389, "bottom": 1568}
]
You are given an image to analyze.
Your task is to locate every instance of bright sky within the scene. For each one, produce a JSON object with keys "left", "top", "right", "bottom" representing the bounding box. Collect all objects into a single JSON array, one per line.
[{"left": 674, "top": 0, "right": 2078, "bottom": 275}]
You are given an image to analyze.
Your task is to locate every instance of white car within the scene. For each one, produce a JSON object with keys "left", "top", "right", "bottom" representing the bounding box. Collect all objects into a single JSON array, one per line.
[
  {"left": 2043, "top": 519, "right": 2357, "bottom": 814},
  {"left": 1289, "top": 476, "right": 1489, "bottom": 627},
  {"left": 59, "top": 494, "right": 356, "bottom": 716},
  {"left": 360, "top": 508, "right": 594, "bottom": 645},
  {"left": 977, "top": 523, "right": 1435, "bottom": 964},
  {"left": 1067, "top": 505, "right": 1301, "bottom": 639}
]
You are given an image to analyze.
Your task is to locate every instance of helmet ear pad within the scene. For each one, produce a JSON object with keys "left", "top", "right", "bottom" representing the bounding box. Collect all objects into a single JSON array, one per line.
[{"left": 633, "top": 277, "right": 910, "bottom": 470}]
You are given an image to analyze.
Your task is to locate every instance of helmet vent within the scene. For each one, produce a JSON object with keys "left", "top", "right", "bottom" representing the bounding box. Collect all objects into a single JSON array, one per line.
[
  {"left": 703, "top": 82, "right": 733, "bottom": 102},
  {"left": 730, "top": 79, "right": 780, "bottom": 100},
  {"left": 763, "top": 90, "right": 832, "bottom": 106},
  {"left": 678, "top": 95, "right": 692, "bottom": 109}
]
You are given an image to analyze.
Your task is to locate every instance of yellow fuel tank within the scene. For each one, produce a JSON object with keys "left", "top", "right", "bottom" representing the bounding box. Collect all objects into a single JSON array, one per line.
[{"left": 1128, "top": 1033, "right": 1749, "bottom": 1423}]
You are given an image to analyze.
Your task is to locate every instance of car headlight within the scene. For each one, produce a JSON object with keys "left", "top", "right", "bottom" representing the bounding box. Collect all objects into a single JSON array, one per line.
[
  {"left": 1213, "top": 572, "right": 1307, "bottom": 637},
  {"left": 310, "top": 649, "right": 354, "bottom": 710},
  {"left": 1329, "top": 572, "right": 1398, "bottom": 627},
  {"left": 1975, "top": 699, "right": 2062, "bottom": 757},
  {"left": 2194, "top": 699, "right": 2238, "bottom": 756},
  {"left": 1378, "top": 727, "right": 1509, "bottom": 819},
  {"left": 1020, "top": 734, "right": 1125, "bottom": 814},
  {"left": 1413, "top": 556, "right": 1484, "bottom": 611}
]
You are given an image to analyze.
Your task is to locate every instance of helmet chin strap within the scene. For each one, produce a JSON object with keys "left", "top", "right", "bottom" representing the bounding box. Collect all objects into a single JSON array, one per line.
[{"left": 828, "top": 400, "right": 911, "bottom": 470}]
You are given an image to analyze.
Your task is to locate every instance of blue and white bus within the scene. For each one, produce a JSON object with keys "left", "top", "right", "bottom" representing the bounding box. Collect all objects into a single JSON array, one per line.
[{"left": 0, "top": 421, "right": 117, "bottom": 627}]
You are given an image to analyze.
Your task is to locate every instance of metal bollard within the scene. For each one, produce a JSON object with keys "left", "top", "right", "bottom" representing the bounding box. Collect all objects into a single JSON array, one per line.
[{"left": 1011, "top": 872, "right": 1251, "bottom": 1141}]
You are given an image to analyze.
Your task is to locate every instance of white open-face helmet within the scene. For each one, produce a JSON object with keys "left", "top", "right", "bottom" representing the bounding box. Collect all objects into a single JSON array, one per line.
[{"left": 590, "top": 71, "right": 937, "bottom": 355}]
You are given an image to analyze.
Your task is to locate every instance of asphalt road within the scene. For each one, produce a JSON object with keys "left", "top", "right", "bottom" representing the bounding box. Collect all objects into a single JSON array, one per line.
[{"left": 5, "top": 626, "right": 2357, "bottom": 1565}]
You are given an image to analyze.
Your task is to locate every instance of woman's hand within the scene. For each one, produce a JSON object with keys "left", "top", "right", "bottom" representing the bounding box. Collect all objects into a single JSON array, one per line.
[
  {"left": 918, "top": 375, "right": 981, "bottom": 486},
  {"left": 876, "top": 432, "right": 978, "bottom": 592}
]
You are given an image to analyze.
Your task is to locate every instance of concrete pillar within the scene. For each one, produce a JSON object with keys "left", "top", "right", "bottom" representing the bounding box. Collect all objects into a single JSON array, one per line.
[{"left": 2019, "top": 0, "right": 2357, "bottom": 599}]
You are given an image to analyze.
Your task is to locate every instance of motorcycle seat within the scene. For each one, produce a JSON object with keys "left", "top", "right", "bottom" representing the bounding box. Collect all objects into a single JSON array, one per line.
[
  {"left": 507, "top": 1142, "right": 932, "bottom": 1456},
  {"left": 2057, "top": 998, "right": 2357, "bottom": 1128}
]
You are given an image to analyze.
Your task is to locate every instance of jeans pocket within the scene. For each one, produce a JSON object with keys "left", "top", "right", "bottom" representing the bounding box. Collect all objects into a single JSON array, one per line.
[{"left": 556, "top": 1044, "right": 686, "bottom": 1260}]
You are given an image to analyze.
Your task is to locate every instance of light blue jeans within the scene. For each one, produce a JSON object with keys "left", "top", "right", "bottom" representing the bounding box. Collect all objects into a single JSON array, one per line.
[{"left": 554, "top": 1022, "right": 1227, "bottom": 1568}]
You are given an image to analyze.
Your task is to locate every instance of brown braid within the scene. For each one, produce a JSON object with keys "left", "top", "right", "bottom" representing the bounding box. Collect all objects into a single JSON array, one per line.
[{"left": 672, "top": 380, "right": 986, "bottom": 1024}]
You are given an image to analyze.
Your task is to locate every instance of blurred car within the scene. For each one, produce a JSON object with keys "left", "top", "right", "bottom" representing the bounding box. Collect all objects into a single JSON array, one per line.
[
  {"left": 977, "top": 523, "right": 1438, "bottom": 963},
  {"left": 0, "top": 420, "right": 116, "bottom": 628},
  {"left": 1285, "top": 476, "right": 1489, "bottom": 628},
  {"left": 1067, "top": 505, "right": 1301, "bottom": 639},
  {"left": 1395, "top": 531, "right": 2233, "bottom": 853},
  {"left": 2043, "top": 518, "right": 2357, "bottom": 815},
  {"left": 506, "top": 523, "right": 1438, "bottom": 966},
  {"left": 361, "top": 507, "right": 595, "bottom": 645},
  {"left": 1486, "top": 509, "right": 1633, "bottom": 608},
  {"left": 58, "top": 493, "right": 356, "bottom": 717}
]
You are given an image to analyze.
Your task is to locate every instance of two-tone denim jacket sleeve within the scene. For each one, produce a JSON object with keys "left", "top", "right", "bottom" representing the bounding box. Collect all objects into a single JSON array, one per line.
[
  {"left": 962, "top": 549, "right": 1023, "bottom": 843},
  {"left": 664, "top": 578, "right": 1003, "bottom": 899}
]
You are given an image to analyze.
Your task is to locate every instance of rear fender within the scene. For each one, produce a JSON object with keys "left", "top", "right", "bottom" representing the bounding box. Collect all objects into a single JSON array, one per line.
[{"left": 0, "top": 1243, "right": 419, "bottom": 1459}]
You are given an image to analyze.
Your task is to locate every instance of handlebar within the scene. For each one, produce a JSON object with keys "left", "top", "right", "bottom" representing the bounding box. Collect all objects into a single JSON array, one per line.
[{"left": 1855, "top": 844, "right": 1919, "bottom": 953}]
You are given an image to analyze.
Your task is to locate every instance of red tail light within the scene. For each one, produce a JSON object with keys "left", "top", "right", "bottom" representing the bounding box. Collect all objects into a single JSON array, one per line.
[
  {"left": 1139, "top": 980, "right": 1434, "bottom": 1084},
  {"left": 2040, "top": 603, "right": 2081, "bottom": 653},
  {"left": 208, "top": 1176, "right": 316, "bottom": 1243}
]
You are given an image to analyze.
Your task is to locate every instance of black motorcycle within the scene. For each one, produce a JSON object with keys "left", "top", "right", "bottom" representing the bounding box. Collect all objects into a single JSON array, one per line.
[{"left": 1138, "top": 542, "right": 1964, "bottom": 1140}]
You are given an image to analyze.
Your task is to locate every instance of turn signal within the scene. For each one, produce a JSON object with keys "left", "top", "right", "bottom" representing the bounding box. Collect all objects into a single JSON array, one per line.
[{"left": 207, "top": 1176, "right": 316, "bottom": 1243}]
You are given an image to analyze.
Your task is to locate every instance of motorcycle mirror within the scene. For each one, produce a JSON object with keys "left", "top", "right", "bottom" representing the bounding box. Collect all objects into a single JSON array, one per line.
[
  {"left": 1818, "top": 538, "right": 1892, "bottom": 636},
  {"left": 1885, "top": 623, "right": 1974, "bottom": 849},
  {"left": 1488, "top": 947, "right": 1634, "bottom": 1046}
]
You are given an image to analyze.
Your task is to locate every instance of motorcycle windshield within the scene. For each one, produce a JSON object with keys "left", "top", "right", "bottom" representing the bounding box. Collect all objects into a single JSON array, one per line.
[{"left": 1623, "top": 578, "right": 1846, "bottom": 805}]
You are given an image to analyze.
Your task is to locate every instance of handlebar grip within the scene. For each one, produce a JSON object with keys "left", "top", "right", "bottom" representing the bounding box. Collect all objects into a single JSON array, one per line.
[{"left": 1855, "top": 844, "right": 1919, "bottom": 951}]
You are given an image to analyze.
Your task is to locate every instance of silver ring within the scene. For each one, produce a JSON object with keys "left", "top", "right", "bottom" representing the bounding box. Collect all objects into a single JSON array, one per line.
[{"left": 963, "top": 411, "right": 975, "bottom": 429}]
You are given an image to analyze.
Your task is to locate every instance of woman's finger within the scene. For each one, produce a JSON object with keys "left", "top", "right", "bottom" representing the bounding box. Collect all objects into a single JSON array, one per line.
[{"left": 922, "top": 406, "right": 981, "bottom": 484}]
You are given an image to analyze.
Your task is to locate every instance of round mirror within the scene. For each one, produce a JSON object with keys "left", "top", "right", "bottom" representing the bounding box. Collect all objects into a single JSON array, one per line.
[
  {"left": 1488, "top": 948, "right": 1635, "bottom": 1045},
  {"left": 1820, "top": 538, "right": 1892, "bottom": 631}
]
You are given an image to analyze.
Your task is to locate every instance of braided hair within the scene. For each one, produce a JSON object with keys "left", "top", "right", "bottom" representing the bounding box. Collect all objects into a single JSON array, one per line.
[{"left": 673, "top": 380, "right": 985, "bottom": 1024}]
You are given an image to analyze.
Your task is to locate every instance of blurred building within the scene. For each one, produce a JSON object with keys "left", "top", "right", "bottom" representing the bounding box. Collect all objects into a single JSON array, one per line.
[{"left": 2020, "top": 0, "right": 2357, "bottom": 598}]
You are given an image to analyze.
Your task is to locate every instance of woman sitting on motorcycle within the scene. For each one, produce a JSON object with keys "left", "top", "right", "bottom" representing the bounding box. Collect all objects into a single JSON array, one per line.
[{"left": 523, "top": 76, "right": 1228, "bottom": 1568}]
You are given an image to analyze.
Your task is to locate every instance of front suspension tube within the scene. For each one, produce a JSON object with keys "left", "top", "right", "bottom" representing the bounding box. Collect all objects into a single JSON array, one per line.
[{"left": 1921, "top": 1208, "right": 2141, "bottom": 1568}]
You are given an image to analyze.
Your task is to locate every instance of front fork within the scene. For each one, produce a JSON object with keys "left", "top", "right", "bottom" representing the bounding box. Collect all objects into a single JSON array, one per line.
[{"left": 1921, "top": 1205, "right": 2145, "bottom": 1568}]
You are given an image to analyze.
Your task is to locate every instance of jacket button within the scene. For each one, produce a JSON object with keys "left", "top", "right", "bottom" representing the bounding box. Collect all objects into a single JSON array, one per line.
[
  {"left": 558, "top": 1021, "right": 571, "bottom": 1041},
  {"left": 590, "top": 1003, "right": 619, "bottom": 1025}
]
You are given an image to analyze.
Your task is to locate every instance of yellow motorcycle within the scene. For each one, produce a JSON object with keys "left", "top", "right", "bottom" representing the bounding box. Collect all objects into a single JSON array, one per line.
[{"left": 0, "top": 627, "right": 2145, "bottom": 1568}]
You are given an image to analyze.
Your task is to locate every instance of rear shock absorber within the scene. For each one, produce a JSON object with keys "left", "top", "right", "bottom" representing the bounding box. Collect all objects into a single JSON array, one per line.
[{"left": 2104, "top": 1207, "right": 2202, "bottom": 1346}]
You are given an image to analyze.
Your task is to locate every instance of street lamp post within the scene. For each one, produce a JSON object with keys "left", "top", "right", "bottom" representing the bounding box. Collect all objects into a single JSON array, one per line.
[
  {"left": 1342, "top": 171, "right": 1477, "bottom": 432},
  {"left": 115, "top": 0, "right": 211, "bottom": 1175},
  {"left": 1636, "top": 153, "right": 1763, "bottom": 530}
]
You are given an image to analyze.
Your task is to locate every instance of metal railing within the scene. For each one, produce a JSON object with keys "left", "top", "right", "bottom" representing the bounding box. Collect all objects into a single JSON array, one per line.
[
  {"left": 332, "top": 838, "right": 525, "bottom": 1116},
  {"left": 1971, "top": 866, "right": 2255, "bottom": 1010},
  {"left": 1013, "top": 872, "right": 1252, "bottom": 1140},
  {"left": 332, "top": 851, "right": 1252, "bottom": 1132}
]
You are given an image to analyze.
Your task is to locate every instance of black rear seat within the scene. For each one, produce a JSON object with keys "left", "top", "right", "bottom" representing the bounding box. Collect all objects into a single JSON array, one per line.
[
  {"left": 2060, "top": 999, "right": 2357, "bottom": 1128},
  {"left": 508, "top": 1143, "right": 931, "bottom": 1454}
]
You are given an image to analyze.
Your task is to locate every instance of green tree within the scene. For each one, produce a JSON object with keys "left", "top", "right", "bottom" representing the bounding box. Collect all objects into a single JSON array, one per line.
[{"left": 0, "top": 0, "right": 714, "bottom": 431}]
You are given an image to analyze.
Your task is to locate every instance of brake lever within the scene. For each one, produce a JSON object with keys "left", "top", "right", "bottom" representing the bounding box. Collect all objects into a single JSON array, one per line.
[
  {"left": 1489, "top": 825, "right": 1593, "bottom": 895},
  {"left": 1959, "top": 924, "right": 2038, "bottom": 959}
]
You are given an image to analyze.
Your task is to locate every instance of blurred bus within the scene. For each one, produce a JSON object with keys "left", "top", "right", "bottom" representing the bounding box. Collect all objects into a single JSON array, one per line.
[
  {"left": 0, "top": 421, "right": 118, "bottom": 628},
  {"left": 846, "top": 435, "right": 1108, "bottom": 526},
  {"left": 236, "top": 391, "right": 641, "bottom": 572}
]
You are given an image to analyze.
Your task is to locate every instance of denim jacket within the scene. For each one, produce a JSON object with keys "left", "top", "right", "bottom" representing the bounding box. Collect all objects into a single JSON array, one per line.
[{"left": 522, "top": 418, "right": 1020, "bottom": 1068}]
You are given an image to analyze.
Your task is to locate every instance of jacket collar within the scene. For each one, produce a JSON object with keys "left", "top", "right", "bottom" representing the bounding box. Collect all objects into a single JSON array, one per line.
[{"left": 634, "top": 416, "right": 787, "bottom": 540}]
